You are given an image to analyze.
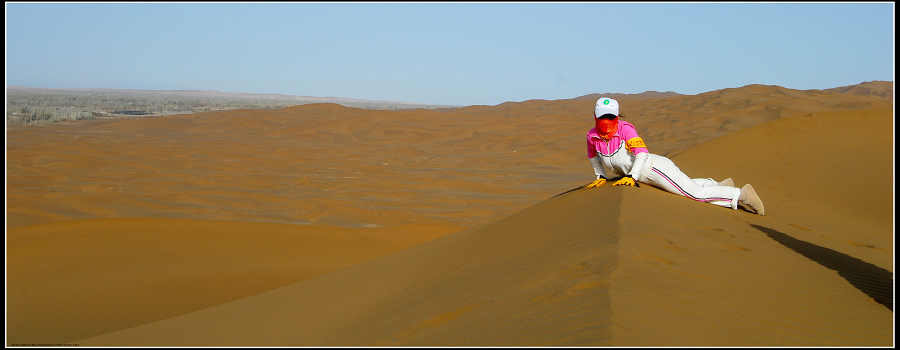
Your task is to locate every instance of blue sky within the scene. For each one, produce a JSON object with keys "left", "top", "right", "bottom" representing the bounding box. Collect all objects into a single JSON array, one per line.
[{"left": 5, "top": 2, "right": 895, "bottom": 106}]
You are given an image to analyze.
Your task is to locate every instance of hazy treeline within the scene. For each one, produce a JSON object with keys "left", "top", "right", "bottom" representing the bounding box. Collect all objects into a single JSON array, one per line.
[{"left": 6, "top": 87, "right": 457, "bottom": 125}]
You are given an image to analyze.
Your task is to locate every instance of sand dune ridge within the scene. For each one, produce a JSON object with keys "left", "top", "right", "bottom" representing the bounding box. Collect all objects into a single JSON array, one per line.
[{"left": 6, "top": 81, "right": 894, "bottom": 346}]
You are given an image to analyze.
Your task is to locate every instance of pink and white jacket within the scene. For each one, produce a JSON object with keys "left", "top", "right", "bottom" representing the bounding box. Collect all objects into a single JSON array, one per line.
[{"left": 586, "top": 120, "right": 652, "bottom": 181}]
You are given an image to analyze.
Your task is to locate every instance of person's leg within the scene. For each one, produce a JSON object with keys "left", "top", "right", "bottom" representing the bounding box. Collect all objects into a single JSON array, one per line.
[
  {"left": 692, "top": 177, "right": 733, "bottom": 187},
  {"left": 640, "top": 155, "right": 740, "bottom": 209}
]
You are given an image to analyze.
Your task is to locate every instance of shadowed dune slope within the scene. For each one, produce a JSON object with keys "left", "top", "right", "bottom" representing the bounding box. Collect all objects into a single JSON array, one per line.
[{"left": 75, "top": 108, "right": 893, "bottom": 346}]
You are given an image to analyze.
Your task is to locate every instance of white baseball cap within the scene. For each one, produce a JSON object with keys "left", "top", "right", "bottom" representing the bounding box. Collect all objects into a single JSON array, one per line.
[{"left": 594, "top": 97, "right": 619, "bottom": 118}]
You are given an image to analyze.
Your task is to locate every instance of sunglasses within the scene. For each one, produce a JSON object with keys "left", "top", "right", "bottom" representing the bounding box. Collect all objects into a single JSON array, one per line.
[{"left": 595, "top": 113, "right": 618, "bottom": 120}]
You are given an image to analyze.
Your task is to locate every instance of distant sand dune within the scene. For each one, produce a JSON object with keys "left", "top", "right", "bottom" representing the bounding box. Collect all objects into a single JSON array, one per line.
[{"left": 6, "top": 83, "right": 893, "bottom": 230}]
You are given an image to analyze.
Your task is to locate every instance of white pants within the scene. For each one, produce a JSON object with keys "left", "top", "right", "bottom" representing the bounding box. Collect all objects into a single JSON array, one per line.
[{"left": 640, "top": 154, "right": 740, "bottom": 210}]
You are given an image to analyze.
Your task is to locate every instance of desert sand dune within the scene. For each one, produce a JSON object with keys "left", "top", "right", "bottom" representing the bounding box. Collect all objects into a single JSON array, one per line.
[
  {"left": 672, "top": 109, "right": 894, "bottom": 271},
  {"left": 6, "top": 82, "right": 893, "bottom": 230},
  {"left": 73, "top": 106, "right": 893, "bottom": 346},
  {"left": 6, "top": 218, "right": 459, "bottom": 344},
  {"left": 5, "top": 81, "right": 894, "bottom": 346}
]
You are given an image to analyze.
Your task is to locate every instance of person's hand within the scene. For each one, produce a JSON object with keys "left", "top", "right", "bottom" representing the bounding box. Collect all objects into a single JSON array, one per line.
[
  {"left": 613, "top": 176, "right": 637, "bottom": 187},
  {"left": 583, "top": 177, "right": 607, "bottom": 189}
]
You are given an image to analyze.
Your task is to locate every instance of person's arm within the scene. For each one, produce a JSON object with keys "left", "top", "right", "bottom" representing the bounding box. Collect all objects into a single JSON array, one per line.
[
  {"left": 623, "top": 127, "right": 650, "bottom": 180},
  {"left": 585, "top": 135, "right": 608, "bottom": 189},
  {"left": 589, "top": 155, "right": 607, "bottom": 180},
  {"left": 584, "top": 155, "right": 608, "bottom": 189},
  {"left": 615, "top": 124, "right": 650, "bottom": 187},
  {"left": 628, "top": 151, "right": 649, "bottom": 180}
]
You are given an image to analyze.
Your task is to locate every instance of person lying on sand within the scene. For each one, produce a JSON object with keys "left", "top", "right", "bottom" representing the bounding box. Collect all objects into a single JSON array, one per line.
[{"left": 583, "top": 97, "right": 765, "bottom": 215}]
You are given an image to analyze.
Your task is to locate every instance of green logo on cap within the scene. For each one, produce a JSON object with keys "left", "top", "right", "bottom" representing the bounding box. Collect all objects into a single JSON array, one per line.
[{"left": 603, "top": 99, "right": 610, "bottom": 105}]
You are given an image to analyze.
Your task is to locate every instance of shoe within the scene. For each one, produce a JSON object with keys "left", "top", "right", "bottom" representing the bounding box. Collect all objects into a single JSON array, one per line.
[
  {"left": 738, "top": 184, "right": 765, "bottom": 215},
  {"left": 718, "top": 178, "right": 734, "bottom": 187}
]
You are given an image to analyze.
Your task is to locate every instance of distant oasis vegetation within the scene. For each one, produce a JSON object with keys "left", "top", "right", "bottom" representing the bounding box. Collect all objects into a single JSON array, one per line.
[{"left": 6, "top": 86, "right": 457, "bottom": 125}]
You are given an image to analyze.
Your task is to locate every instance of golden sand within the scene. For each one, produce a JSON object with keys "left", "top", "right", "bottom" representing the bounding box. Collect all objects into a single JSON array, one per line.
[{"left": 6, "top": 81, "right": 893, "bottom": 346}]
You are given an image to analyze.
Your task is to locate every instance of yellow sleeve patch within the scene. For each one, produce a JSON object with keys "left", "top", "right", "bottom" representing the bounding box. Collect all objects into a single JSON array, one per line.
[{"left": 626, "top": 137, "right": 647, "bottom": 150}]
